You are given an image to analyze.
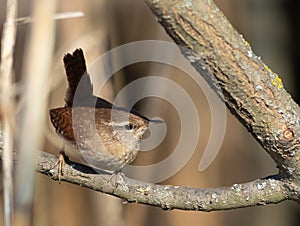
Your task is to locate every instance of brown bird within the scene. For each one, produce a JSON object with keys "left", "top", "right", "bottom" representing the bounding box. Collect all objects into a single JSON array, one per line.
[{"left": 49, "top": 49, "right": 151, "bottom": 181}]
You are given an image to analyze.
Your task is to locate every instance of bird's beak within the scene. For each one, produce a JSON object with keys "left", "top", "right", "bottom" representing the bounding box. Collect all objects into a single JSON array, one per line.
[{"left": 148, "top": 118, "right": 165, "bottom": 124}]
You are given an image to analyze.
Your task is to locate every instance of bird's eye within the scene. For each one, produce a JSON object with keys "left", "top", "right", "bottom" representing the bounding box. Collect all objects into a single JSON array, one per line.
[{"left": 125, "top": 123, "right": 134, "bottom": 130}]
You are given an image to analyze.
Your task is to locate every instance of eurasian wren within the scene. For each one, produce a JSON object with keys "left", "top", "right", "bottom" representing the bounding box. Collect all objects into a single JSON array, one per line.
[
  {"left": 49, "top": 48, "right": 150, "bottom": 175},
  {"left": 50, "top": 106, "right": 149, "bottom": 171}
]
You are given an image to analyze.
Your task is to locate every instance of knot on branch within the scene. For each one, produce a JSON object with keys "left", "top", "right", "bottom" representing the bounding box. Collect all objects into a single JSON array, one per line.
[
  {"left": 276, "top": 128, "right": 298, "bottom": 157},
  {"left": 279, "top": 129, "right": 295, "bottom": 142}
]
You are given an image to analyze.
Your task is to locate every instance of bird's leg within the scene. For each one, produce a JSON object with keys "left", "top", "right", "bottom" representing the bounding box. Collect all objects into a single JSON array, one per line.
[
  {"left": 109, "top": 170, "right": 126, "bottom": 193},
  {"left": 57, "top": 149, "right": 66, "bottom": 183},
  {"left": 45, "top": 143, "right": 67, "bottom": 183}
]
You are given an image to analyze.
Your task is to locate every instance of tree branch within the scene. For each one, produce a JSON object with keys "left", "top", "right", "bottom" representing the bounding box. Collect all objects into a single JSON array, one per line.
[
  {"left": 144, "top": 0, "right": 300, "bottom": 181},
  {"left": 36, "top": 151, "right": 292, "bottom": 210},
  {"left": 0, "top": 148, "right": 293, "bottom": 211}
]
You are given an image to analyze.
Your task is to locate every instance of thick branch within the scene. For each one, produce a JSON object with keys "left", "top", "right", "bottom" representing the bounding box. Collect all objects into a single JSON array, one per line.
[{"left": 144, "top": 0, "right": 300, "bottom": 180}]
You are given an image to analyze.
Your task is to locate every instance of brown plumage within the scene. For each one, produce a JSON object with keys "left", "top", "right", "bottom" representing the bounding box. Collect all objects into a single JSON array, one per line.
[
  {"left": 50, "top": 106, "right": 149, "bottom": 171},
  {"left": 62, "top": 48, "right": 148, "bottom": 119},
  {"left": 63, "top": 48, "right": 113, "bottom": 109},
  {"left": 49, "top": 48, "right": 150, "bottom": 173},
  {"left": 49, "top": 107, "right": 75, "bottom": 143}
]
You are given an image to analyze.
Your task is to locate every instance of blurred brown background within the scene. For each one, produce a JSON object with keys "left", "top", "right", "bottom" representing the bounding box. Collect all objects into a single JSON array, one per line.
[{"left": 1, "top": 0, "right": 300, "bottom": 225}]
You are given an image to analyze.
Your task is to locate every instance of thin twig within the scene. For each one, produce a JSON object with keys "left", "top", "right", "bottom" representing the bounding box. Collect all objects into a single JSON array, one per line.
[
  {"left": 0, "top": 0, "right": 18, "bottom": 225},
  {"left": 14, "top": 0, "right": 56, "bottom": 225},
  {"left": 15, "top": 11, "right": 84, "bottom": 24}
]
